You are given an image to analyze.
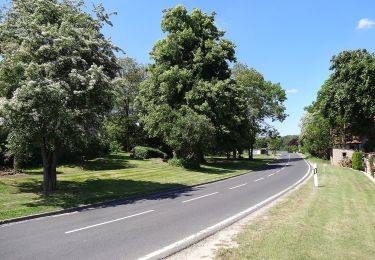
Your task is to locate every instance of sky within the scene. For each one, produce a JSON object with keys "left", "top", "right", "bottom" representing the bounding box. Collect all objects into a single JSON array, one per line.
[{"left": 2, "top": 0, "right": 375, "bottom": 136}]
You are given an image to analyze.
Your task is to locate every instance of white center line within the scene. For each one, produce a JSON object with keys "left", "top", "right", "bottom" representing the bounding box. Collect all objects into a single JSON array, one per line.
[
  {"left": 254, "top": 177, "right": 264, "bottom": 182},
  {"left": 268, "top": 173, "right": 275, "bottom": 177},
  {"left": 65, "top": 210, "right": 155, "bottom": 234},
  {"left": 229, "top": 183, "right": 248, "bottom": 190},
  {"left": 182, "top": 192, "right": 219, "bottom": 203}
]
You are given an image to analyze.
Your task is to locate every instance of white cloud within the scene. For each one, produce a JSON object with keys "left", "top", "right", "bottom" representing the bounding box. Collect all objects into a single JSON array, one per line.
[
  {"left": 286, "top": 88, "right": 299, "bottom": 94},
  {"left": 357, "top": 18, "right": 375, "bottom": 29}
]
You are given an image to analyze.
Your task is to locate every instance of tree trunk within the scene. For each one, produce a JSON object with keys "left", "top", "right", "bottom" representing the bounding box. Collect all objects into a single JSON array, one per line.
[
  {"left": 248, "top": 148, "right": 254, "bottom": 160},
  {"left": 232, "top": 150, "right": 236, "bottom": 160},
  {"left": 41, "top": 147, "right": 57, "bottom": 193},
  {"left": 197, "top": 150, "right": 206, "bottom": 163},
  {"left": 13, "top": 155, "right": 21, "bottom": 174},
  {"left": 226, "top": 152, "right": 230, "bottom": 160}
]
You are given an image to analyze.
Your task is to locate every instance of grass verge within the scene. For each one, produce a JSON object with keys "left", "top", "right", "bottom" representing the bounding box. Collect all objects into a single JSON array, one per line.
[
  {"left": 216, "top": 157, "right": 375, "bottom": 260},
  {"left": 0, "top": 152, "right": 273, "bottom": 221}
]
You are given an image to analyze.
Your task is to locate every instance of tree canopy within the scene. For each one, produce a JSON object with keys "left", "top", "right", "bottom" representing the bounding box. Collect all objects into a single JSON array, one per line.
[
  {"left": 0, "top": 0, "right": 119, "bottom": 192},
  {"left": 137, "top": 5, "right": 242, "bottom": 167}
]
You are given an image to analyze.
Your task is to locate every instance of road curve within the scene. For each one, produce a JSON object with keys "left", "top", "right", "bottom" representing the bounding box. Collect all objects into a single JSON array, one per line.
[{"left": 0, "top": 153, "right": 310, "bottom": 260}]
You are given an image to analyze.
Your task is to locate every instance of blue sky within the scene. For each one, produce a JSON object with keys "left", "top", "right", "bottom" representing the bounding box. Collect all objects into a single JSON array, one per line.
[{"left": 3, "top": 0, "right": 375, "bottom": 136}]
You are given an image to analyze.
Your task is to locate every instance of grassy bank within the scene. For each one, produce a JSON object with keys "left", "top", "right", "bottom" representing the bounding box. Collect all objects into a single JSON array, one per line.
[
  {"left": 0, "top": 152, "right": 273, "bottom": 221},
  {"left": 216, "top": 157, "right": 375, "bottom": 260}
]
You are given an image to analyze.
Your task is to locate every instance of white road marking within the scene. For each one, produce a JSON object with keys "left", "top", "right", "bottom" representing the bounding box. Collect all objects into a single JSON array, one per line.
[
  {"left": 229, "top": 183, "right": 248, "bottom": 190},
  {"left": 65, "top": 210, "right": 155, "bottom": 234},
  {"left": 182, "top": 192, "right": 219, "bottom": 203},
  {"left": 138, "top": 159, "right": 312, "bottom": 260},
  {"left": 268, "top": 173, "right": 275, "bottom": 177},
  {"left": 254, "top": 177, "right": 264, "bottom": 182}
]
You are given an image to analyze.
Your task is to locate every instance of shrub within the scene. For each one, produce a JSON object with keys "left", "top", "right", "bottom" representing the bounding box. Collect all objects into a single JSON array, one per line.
[
  {"left": 132, "top": 146, "right": 167, "bottom": 160},
  {"left": 168, "top": 157, "right": 200, "bottom": 169},
  {"left": 352, "top": 152, "right": 364, "bottom": 171},
  {"left": 339, "top": 157, "right": 352, "bottom": 168}
]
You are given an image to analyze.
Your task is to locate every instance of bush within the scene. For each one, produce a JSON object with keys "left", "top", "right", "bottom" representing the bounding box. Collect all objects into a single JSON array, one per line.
[
  {"left": 168, "top": 157, "right": 200, "bottom": 169},
  {"left": 352, "top": 152, "right": 364, "bottom": 171},
  {"left": 132, "top": 146, "right": 167, "bottom": 160},
  {"left": 339, "top": 157, "right": 352, "bottom": 168}
]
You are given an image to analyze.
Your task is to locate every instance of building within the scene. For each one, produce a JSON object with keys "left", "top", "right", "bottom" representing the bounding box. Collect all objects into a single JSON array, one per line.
[
  {"left": 253, "top": 148, "right": 268, "bottom": 155},
  {"left": 331, "top": 137, "right": 365, "bottom": 166}
]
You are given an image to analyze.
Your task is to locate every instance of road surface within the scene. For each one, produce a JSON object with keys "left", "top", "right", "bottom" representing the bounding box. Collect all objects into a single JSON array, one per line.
[{"left": 0, "top": 153, "right": 310, "bottom": 260}]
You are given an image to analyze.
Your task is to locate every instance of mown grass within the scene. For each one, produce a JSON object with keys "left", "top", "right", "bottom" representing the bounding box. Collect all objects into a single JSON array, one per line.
[
  {"left": 216, "top": 157, "right": 375, "bottom": 260},
  {"left": 0, "top": 152, "right": 273, "bottom": 221}
]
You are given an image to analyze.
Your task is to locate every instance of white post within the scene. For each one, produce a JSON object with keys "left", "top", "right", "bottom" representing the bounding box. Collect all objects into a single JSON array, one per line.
[{"left": 313, "top": 163, "right": 319, "bottom": 187}]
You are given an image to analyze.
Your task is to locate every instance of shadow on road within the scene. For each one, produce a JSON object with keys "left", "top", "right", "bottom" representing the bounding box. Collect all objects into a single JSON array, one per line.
[{"left": 12, "top": 154, "right": 297, "bottom": 216}]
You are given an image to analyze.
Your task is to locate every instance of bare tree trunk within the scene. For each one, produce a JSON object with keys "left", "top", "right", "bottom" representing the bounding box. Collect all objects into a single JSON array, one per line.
[
  {"left": 13, "top": 155, "right": 21, "bottom": 174},
  {"left": 41, "top": 147, "right": 57, "bottom": 193},
  {"left": 197, "top": 150, "right": 206, "bottom": 163},
  {"left": 248, "top": 148, "right": 254, "bottom": 160}
]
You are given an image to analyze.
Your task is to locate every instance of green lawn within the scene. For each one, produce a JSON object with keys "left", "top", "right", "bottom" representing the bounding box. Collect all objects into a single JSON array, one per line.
[
  {"left": 216, "top": 157, "right": 375, "bottom": 260},
  {"left": 0, "top": 152, "right": 273, "bottom": 221}
]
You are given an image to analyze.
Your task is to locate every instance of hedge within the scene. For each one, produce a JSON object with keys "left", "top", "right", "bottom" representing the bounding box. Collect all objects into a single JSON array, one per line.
[
  {"left": 132, "top": 146, "right": 167, "bottom": 160},
  {"left": 352, "top": 152, "right": 364, "bottom": 171}
]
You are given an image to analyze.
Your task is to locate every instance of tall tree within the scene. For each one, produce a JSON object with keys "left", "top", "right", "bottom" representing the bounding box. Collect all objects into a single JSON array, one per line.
[
  {"left": 315, "top": 49, "right": 375, "bottom": 142},
  {"left": 137, "top": 5, "right": 238, "bottom": 167},
  {"left": 299, "top": 112, "right": 332, "bottom": 159},
  {"left": 0, "top": 0, "right": 119, "bottom": 192},
  {"left": 232, "top": 63, "right": 287, "bottom": 159},
  {"left": 105, "top": 57, "right": 146, "bottom": 151}
]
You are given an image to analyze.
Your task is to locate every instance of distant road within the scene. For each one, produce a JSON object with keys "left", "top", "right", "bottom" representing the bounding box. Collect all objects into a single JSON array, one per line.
[{"left": 0, "top": 153, "right": 310, "bottom": 260}]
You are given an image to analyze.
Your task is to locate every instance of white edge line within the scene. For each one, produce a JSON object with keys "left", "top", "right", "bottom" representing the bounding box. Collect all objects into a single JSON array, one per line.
[
  {"left": 65, "top": 210, "right": 155, "bottom": 234},
  {"left": 181, "top": 192, "right": 219, "bottom": 203},
  {"left": 254, "top": 177, "right": 264, "bottom": 182},
  {"left": 138, "top": 158, "right": 311, "bottom": 260},
  {"left": 229, "top": 183, "right": 248, "bottom": 190}
]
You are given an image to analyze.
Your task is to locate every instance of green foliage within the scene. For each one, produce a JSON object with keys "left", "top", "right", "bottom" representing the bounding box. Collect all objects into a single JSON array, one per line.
[
  {"left": 315, "top": 49, "right": 375, "bottom": 139},
  {"left": 268, "top": 136, "right": 282, "bottom": 154},
  {"left": 132, "top": 146, "right": 167, "bottom": 160},
  {"left": 104, "top": 57, "right": 147, "bottom": 151},
  {"left": 351, "top": 152, "right": 364, "bottom": 171},
  {"left": 299, "top": 112, "right": 332, "bottom": 159},
  {"left": 0, "top": 0, "right": 119, "bottom": 191},
  {"left": 138, "top": 5, "right": 239, "bottom": 165},
  {"left": 232, "top": 63, "right": 287, "bottom": 152},
  {"left": 168, "top": 157, "right": 200, "bottom": 169},
  {"left": 254, "top": 137, "right": 268, "bottom": 149}
]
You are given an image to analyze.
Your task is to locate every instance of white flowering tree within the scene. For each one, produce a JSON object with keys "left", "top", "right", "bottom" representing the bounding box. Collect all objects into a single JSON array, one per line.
[{"left": 0, "top": 0, "right": 119, "bottom": 192}]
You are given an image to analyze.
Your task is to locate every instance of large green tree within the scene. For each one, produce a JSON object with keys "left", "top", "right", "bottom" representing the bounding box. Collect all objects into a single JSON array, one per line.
[
  {"left": 232, "top": 63, "right": 287, "bottom": 159},
  {"left": 0, "top": 0, "right": 119, "bottom": 192},
  {"left": 138, "top": 5, "right": 239, "bottom": 167},
  {"left": 315, "top": 49, "right": 375, "bottom": 142},
  {"left": 105, "top": 57, "right": 146, "bottom": 151},
  {"left": 299, "top": 112, "right": 332, "bottom": 159}
]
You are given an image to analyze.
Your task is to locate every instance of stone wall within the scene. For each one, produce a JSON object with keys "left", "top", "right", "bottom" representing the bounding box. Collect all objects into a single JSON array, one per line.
[{"left": 331, "top": 148, "right": 356, "bottom": 166}]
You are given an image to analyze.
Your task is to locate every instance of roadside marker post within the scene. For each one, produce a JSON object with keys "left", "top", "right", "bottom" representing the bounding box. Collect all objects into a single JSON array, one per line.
[{"left": 313, "top": 163, "right": 319, "bottom": 187}]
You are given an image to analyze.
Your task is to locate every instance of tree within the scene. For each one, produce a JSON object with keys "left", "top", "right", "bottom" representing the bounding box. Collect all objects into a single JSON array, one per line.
[
  {"left": 0, "top": 0, "right": 119, "bottom": 192},
  {"left": 232, "top": 63, "right": 287, "bottom": 159},
  {"left": 299, "top": 112, "right": 332, "bottom": 159},
  {"left": 105, "top": 57, "right": 146, "bottom": 151},
  {"left": 137, "top": 5, "right": 238, "bottom": 167},
  {"left": 315, "top": 49, "right": 375, "bottom": 141}
]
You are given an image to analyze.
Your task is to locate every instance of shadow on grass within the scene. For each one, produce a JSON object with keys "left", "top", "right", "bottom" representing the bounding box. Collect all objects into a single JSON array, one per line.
[
  {"left": 16, "top": 178, "right": 196, "bottom": 210},
  {"left": 23, "top": 153, "right": 135, "bottom": 175},
  {"left": 198, "top": 157, "right": 279, "bottom": 174},
  {"left": 81, "top": 153, "right": 134, "bottom": 171}
]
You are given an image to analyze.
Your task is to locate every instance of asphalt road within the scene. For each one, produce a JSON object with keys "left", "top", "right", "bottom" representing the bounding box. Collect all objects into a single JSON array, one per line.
[{"left": 0, "top": 153, "right": 311, "bottom": 260}]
